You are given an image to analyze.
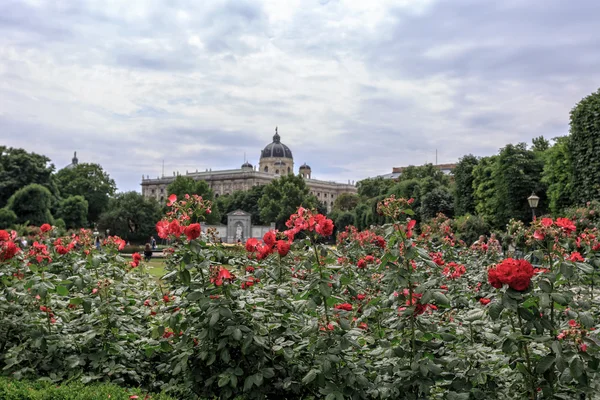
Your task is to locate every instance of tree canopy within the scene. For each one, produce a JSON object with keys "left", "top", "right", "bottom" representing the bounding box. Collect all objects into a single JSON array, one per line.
[
  {"left": 453, "top": 154, "right": 479, "bottom": 216},
  {"left": 0, "top": 146, "right": 57, "bottom": 208},
  {"left": 57, "top": 195, "right": 89, "bottom": 229},
  {"left": 6, "top": 183, "right": 54, "bottom": 226},
  {"left": 258, "top": 175, "right": 319, "bottom": 230},
  {"left": 54, "top": 163, "right": 116, "bottom": 224},
  {"left": 97, "top": 192, "right": 162, "bottom": 243}
]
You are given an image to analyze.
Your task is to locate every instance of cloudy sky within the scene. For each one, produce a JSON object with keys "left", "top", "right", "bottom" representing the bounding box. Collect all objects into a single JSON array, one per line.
[{"left": 1, "top": 0, "right": 599, "bottom": 191}]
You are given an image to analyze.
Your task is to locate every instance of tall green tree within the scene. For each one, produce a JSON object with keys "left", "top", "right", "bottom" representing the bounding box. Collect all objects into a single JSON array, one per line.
[
  {"left": 333, "top": 193, "right": 359, "bottom": 212},
  {"left": 493, "top": 143, "right": 545, "bottom": 226},
  {"left": 569, "top": 88, "right": 600, "bottom": 203},
  {"left": 453, "top": 154, "right": 479, "bottom": 216},
  {"left": 222, "top": 185, "right": 266, "bottom": 225},
  {"left": 472, "top": 156, "right": 499, "bottom": 226},
  {"left": 421, "top": 187, "right": 454, "bottom": 220},
  {"left": 7, "top": 183, "right": 54, "bottom": 226},
  {"left": 57, "top": 195, "right": 89, "bottom": 229},
  {"left": 97, "top": 192, "right": 162, "bottom": 242},
  {"left": 54, "top": 163, "right": 116, "bottom": 224},
  {"left": 542, "top": 136, "right": 573, "bottom": 214},
  {"left": 0, "top": 147, "right": 57, "bottom": 208},
  {"left": 357, "top": 177, "right": 394, "bottom": 198},
  {"left": 0, "top": 208, "right": 17, "bottom": 229},
  {"left": 258, "top": 175, "right": 319, "bottom": 229}
]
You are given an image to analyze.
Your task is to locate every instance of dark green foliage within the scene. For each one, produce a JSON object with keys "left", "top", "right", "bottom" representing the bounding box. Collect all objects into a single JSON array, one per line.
[
  {"left": 453, "top": 214, "right": 489, "bottom": 245},
  {"left": 258, "top": 174, "right": 318, "bottom": 229},
  {"left": 542, "top": 136, "right": 573, "bottom": 214},
  {"left": 0, "top": 377, "right": 175, "bottom": 400},
  {"left": 216, "top": 185, "right": 265, "bottom": 225},
  {"left": 329, "top": 210, "right": 355, "bottom": 231},
  {"left": 0, "top": 147, "right": 58, "bottom": 209},
  {"left": 54, "top": 163, "right": 115, "bottom": 224},
  {"left": 97, "top": 192, "right": 162, "bottom": 242},
  {"left": 398, "top": 164, "right": 450, "bottom": 186},
  {"left": 57, "top": 195, "right": 88, "bottom": 229},
  {"left": 0, "top": 208, "right": 17, "bottom": 229},
  {"left": 6, "top": 183, "right": 54, "bottom": 226},
  {"left": 454, "top": 154, "right": 479, "bottom": 216},
  {"left": 473, "top": 156, "right": 499, "bottom": 226},
  {"left": 420, "top": 187, "right": 454, "bottom": 220},
  {"left": 493, "top": 143, "right": 545, "bottom": 227},
  {"left": 569, "top": 88, "right": 600, "bottom": 203},
  {"left": 333, "top": 193, "right": 359, "bottom": 211},
  {"left": 357, "top": 177, "right": 394, "bottom": 198}
]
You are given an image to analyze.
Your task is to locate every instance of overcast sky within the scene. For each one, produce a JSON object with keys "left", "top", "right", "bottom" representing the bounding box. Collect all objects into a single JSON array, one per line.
[{"left": 1, "top": 0, "right": 599, "bottom": 192}]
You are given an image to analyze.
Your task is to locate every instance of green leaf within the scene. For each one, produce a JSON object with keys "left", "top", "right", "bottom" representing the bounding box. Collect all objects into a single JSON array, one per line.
[
  {"left": 243, "top": 376, "right": 253, "bottom": 392},
  {"left": 83, "top": 299, "right": 92, "bottom": 314},
  {"left": 464, "top": 310, "right": 485, "bottom": 322},
  {"left": 218, "top": 375, "right": 229, "bottom": 387},
  {"left": 209, "top": 312, "right": 220, "bottom": 327},
  {"left": 539, "top": 279, "right": 553, "bottom": 293},
  {"left": 56, "top": 285, "right": 69, "bottom": 296},
  {"left": 536, "top": 355, "right": 556, "bottom": 374},
  {"left": 69, "top": 297, "right": 83, "bottom": 305},
  {"left": 579, "top": 312, "right": 594, "bottom": 328},
  {"left": 551, "top": 293, "right": 568, "bottom": 305},
  {"left": 179, "top": 269, "right": 191, "bottom": 286},
  {"left": 319, "top": 282, "right": 331, "bottom": 298},
  {"left": 570, "top": 357, "right": 585, "bottom": 378},
  {"left": 432, "top": 291, "right": 450, "bottom": 306},
  {"left": 302, "top": 369, "right": 318, "bottom": 384},
  {"left": 187, "top": 291, "right": 203, "bottom": 302},
  {"left": 232, "top": 328, "right": 242, "bottom": 341},
  {"left": 488, "top": 301, "right": 504, "bottom": 320},
  {"left": 518, "top": 307, "right": 534, "bottom": 321}
]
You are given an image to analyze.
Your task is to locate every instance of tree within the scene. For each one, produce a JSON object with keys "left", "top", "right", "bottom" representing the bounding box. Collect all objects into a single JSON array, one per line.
[
  {"left": 398, "top": 164, "right": 450, "bottom": 186},
  {"left": 357, "top": 178, "right": 394, "bottom": 199},
  {"left": 493, "top": 143, "right": 545, "bottom": 227},
  {"left": 569, "top": 88, "right": 600, "bottom": 203},
  {"left": 542, "top": 136, "right": 574, "bottom": 214},
  {"left": 6, "top": 183, "right": 54, "bottom": 226},
  {"left": 57, "top": 196, "right": 88, "bottom": 229},
  {"left": 420, "top": 187, "right": 454, "bottom": 220},
  {"left": 453, "top": 154, "right": 479, "bottom": 216},
  {"left": 0, "top": 147, "right": 57, "bottom": 208},
  {"left": 258, "top": 175, "right": 319, "bottom": 230},
  {"left": 333, "top": 193, "right": 359, "bottom": 212},
  {"left": 54, "top": 163, "right": 116, "bottom": 224},
  {"left": 531, "top": 136, "right": 550, "bottom": 153},
  {"left": 220, "top": 185, "right": 266, "bottom": 225},
  {"left": 97, "top": 192, "right": 162, "bottom": 243},
  {"left": 472, "top": 156, "right": 499, "bottom": 226},
  {"left": 329, "top": 210, "right": 355, "bottom": 232},
  {"left": 0, "top": 208, "right": 17, "bottom": 229}
]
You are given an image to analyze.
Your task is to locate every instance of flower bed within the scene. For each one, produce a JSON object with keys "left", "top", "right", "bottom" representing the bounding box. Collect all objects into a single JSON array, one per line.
[{"left": 1, "top": 195, "right": 600, "bottom": 399}]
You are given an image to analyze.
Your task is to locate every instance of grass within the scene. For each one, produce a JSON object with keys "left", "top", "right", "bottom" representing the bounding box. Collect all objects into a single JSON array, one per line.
[{"left": 144, "top": 258, "right": 166, "bottom": 278}]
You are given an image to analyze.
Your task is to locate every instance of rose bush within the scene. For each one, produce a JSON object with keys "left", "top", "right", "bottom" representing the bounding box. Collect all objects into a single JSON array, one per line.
[{"left": 2, "top": 196, "right": 600, "bottom": 399}]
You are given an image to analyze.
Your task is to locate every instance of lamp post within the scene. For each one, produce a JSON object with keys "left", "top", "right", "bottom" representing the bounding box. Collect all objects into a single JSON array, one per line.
[{"left": 527, "top": 192, "right": 540, "bottom": 219}]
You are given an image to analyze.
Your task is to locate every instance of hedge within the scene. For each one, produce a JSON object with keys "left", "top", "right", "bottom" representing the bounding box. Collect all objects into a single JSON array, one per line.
[{"left": 0, "top": 378, "right": 176, "bottom": 400}]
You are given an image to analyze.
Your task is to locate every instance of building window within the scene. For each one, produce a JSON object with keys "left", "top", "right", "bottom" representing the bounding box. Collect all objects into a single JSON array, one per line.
[
  {"left": 331, "top": 202, "right": 334, "bottom": 207},
  {"left": 215, "top": 193, "right": 219, "bottom": 198},
  {"left": 324, "top": 193, "right": 328, "bottom": 198},
  {"left": 275, "top": 169, "right": 279, "bottom": 174},
  {"left": 264, "top": 166, "right": 268, "bottom": 172},
  {"left": 287, "top": 167, "right": 291, "bottom": 174},
  {"left": 317, "top": 192, "right": 320, "bottom": 197},
  {"left": 151, "top": 189, "right": 155, "bottom": 194},
  {"left": 160, "top": 188, "right": 164, "bottom": 193},
  {"left": 160, "top": 196, "right": 164, "bottom": 202}
]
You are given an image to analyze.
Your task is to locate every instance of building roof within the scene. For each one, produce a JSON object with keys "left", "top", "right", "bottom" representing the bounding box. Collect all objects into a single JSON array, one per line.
[
  {"left": 260, "top": 127, "right": 293, "bottom": 159},
  {"left": 64, "top": 151, "right": 79, "bottom": 169},
  {"left": 299, "top": 163, "right": 311, "bottom": 169}
]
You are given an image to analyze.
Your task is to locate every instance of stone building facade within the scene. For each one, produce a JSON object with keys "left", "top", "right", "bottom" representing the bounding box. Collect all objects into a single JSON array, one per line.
[{"left": 141, "top": 128, "right": 357, "bottom": 212}]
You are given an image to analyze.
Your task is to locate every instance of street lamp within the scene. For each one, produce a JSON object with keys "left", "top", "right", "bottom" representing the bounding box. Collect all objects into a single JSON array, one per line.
[{"left": 527, "top": 192, "right": 540, "bottom": 219}]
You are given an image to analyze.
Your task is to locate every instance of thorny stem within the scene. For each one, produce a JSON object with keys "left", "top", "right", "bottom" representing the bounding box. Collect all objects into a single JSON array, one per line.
[
  {"left": 312, "top": 240, "right": 330, "bottom": 329},
  {"left": 406, "top": 257, "right": 416, "bottom": 361},
  {"left": 518, "top": 313, "right": 536, "bottom": 400}
]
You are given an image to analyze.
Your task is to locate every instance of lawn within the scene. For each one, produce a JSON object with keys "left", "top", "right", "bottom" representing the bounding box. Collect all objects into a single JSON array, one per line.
[{"left": 144, "top": 258, "right": 166, "bottom": 278}]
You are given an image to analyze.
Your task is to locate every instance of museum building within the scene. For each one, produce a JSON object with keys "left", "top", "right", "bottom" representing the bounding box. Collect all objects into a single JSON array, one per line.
[{"left": 141, "top": 128, "right": 357, "bottom": 211}]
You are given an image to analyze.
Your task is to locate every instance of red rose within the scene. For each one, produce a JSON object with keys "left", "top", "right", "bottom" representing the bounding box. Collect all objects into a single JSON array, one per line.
[
  {"left": 263, "top": 231, "right": 277, "bottom": 246},
  {"left": 0, "top": 230, "right": 9, "bottom": 242},
  {"left": 168, "top": 220, "right": 184, "bottom": 237},
  {"left": 184, "top": 223, "right": 201, "bottom": 241},
  {"left": 211, "top": 267, "right": 235, "bottom": 286},
  {"left": 555, "top": 218, "right": 576, "bottom": 235},
  {"left": 541, "top": 218, "right": 553, "bottom": 227},
  {"left": 533, "top": 230, "right": 545, "bottom": 240},
  {"left": 479, "top": 298, "right": 491, "bottom": 305},
  {"left": 40, "top": 224, "right": 52, "bottom": 233},
  {"left": 245, "top": 238, "right": 260, "bottom": 252},
  {"left": 315, "top": 215, "right": 334, "bottom": 236},
  {"left": 334, "top": 303, "right": 353, "bottom": 311},
  {"left": 487, "top": 258, "right": 534, "bottom": 291},
  {"left": 0, "top": 241, "right": 20, "bottom": 261},
  {"left": 276, "top": 240, "right": 290, "bottom": 257},
  {"left": 167, "top": 194, "right": 177, "bottom": 206},
  {"left": 357, "top": 259, "right": 367, "bottom": 269},
  {"left": 568, "top": 252, "right": 584, "bottom": 262},
  {"left": 156, "top": 220, "right": 170, "bottom": 239}
]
